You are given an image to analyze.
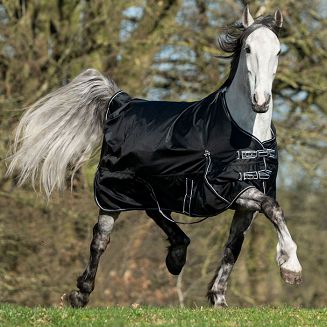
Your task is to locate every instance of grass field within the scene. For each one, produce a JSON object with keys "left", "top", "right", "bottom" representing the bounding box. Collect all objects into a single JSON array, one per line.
[{"left": 0, "top": 304, "right": 326, "bottom": 327}]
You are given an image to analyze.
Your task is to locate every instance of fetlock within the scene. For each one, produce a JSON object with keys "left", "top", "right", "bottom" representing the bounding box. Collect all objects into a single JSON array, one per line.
[
  {"left": 207, "top": 290, "right": 228, "bottom": 308},
  {"left": 68, "top": 290, "right": 89, "bottom": 308},
  {"left": 77, "top": 274, "right": 95, "bottom": 294}
]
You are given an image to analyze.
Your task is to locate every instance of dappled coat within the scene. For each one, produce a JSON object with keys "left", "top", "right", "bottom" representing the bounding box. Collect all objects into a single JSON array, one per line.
[{"left": 94, "top": 89, "right": 278, "bottom": 217}]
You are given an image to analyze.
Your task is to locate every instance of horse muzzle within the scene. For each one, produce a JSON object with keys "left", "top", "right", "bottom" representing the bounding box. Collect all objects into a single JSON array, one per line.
[{"left": 251, "top": 93, "right": 271, "bottom": 113}]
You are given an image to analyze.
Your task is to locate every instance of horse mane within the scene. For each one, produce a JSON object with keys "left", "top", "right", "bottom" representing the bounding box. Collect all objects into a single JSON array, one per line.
[{"left": 217, "top": 15, "right": 281, "bottom": 89}]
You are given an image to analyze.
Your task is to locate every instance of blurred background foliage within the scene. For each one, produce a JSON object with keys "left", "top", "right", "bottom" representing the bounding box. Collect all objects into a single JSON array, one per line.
[{"left": 0, "top": 0, "right": 326, "bottom": 307}]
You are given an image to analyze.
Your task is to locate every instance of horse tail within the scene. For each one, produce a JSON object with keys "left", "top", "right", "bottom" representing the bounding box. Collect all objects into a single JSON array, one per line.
[{"left": 6, "top": 68, "right": 120, "bottom": 199}]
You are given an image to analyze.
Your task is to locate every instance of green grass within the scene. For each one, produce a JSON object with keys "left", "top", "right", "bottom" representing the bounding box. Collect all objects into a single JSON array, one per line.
[{"left": 0, "top": 304, "right": 326, "bottom": 327}]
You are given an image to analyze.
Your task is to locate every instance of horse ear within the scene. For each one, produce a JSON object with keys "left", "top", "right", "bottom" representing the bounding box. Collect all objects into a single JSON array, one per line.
[
  {"left": 274, "top": 8, "right": 283, "bottom": 28},
  {"left": 242, "top": 5, "right": 254, "bottom": 28}
]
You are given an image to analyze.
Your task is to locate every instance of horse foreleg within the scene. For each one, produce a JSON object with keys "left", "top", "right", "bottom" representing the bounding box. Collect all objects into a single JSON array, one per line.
[
  {"left": 146, "top": 210, "right": 190, "bottom": 275},
  {"left": 67, "top": 211, "right": 119, "bottom": 308},
  {"left": 207, "top": 210, "right": 256, "bottom": 307},
  {"left": 236, "top": 188, "right": 302, "bottom": 285}
]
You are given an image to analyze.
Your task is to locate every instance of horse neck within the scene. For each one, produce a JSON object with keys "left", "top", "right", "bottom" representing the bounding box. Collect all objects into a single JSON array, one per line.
[{"left": 225, "top": 57, "right": 273, "bottom": 142}]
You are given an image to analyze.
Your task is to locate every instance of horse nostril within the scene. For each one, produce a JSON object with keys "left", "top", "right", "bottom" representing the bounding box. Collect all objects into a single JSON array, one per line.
[
  {"left": 253, "top": 93, "right": 257, "bottom": 104},
  {"left": 266, "top": 94, "right": 271, "bottom": 104}
]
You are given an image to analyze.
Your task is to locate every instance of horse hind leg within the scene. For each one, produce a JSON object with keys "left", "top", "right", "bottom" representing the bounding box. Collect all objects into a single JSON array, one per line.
[
  {"left": 146, "top": 210, "right": 190, "bottom": 275},
  {"left": 64, "top": 211, "right": 119, "bottom": 308}
]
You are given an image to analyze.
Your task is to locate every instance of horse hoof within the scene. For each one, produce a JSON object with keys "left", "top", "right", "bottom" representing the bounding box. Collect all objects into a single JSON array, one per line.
[
  {"left": 215, "top": 301, "right": 228, "bottom": 308},
  {"left": 67, "top": 290, "right": 89, "bottom": 308},
  {"left": 207, "top": 291, "right": 228, "bottom": 308},
  {"left": 166, "top": 244, "right": 189, "bottom": 275},
  {"left": 280, "top": 267, "right": 302, "bottom": 285}
]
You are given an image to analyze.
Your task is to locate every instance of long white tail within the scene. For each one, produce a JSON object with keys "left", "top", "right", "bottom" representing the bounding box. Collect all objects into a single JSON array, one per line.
[{"left": 6, "top": 68, "right": 120, "bottom": 198}]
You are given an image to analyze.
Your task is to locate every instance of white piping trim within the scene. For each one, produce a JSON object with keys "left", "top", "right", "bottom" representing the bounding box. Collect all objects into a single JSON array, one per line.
[
  {"left": 204, "top": 151, "right": 230, "bottom": 204},
  {"left": 227, "top": 186, "right": 256, "bottom": 208},
  {"left": 221, "top": 91, "right": 275, "bottom": 149},
  {"left": 189, "top": 179, "right": 194, "bottom": 215},
  {"left": 144, "top": 182, "right": 177, "bottom": 223},
  {"left": 95, "top": 177, "right": 173, "bottom": 222},
  {"left": 94, "top": 175, "right": 151, "bottom": 212},
  {"left": 94, "top": 174, "right": 209, "bottom": 223},
  {"left": 106, "top": 90, "right": 124, "bottom": 120},
  {"left": 94, "top": 175, "right": 256, "bottom": 219},
  {"left": 263, "top": 156, "right": 267, "bottom": 194},
  {"left": 94, "top": 186, "right": 114, "bottom": 212},
  {"left": 145, "top": 182, "right": 207, "bottom": 224},
  {"left": 182, "top": 178, "right": 194, "bottom": 215},
  {"left": 220, "top": 90, "right": 276, "bottom": 196},
  {"left": 182, "top": 178, "right": 188, "bottom": 214}
]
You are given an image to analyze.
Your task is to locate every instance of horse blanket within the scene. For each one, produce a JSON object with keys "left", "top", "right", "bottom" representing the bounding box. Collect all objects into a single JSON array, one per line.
[{"left": 94, "top": 89, "right": 278, "bottom": 217}]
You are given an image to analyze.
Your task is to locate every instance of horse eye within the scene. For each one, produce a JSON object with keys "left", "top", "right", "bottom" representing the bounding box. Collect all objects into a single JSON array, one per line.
[
  {"left": 245, "top": 46, "right": 251, "bottom": 54},
  {"left": 277, "top": 49, "right": 281, "bottom": 56}
]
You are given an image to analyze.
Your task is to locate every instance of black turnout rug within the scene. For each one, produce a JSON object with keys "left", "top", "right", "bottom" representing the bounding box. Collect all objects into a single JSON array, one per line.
[{"left": 94, "top": 89, "right": 278, "bottom": 218}]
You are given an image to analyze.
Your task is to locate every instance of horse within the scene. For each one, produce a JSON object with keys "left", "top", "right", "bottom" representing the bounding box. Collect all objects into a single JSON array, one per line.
[{"left": 7, "top": 6, "right": 302, "bottom": 308}]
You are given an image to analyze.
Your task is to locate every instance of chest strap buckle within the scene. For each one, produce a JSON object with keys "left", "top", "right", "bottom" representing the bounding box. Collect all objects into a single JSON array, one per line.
[
  {"left": 239, "top": 169, "right": 272, "bottom": 181},
  {"left": 237, "top": 149, "right": 276, "bottom": 160}
]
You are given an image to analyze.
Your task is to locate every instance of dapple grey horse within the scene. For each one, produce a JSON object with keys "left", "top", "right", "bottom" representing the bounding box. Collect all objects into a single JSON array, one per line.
[{"left": 7, "top": 7, "right": 302, "bottom": 307}]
